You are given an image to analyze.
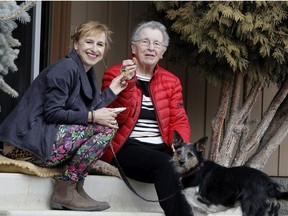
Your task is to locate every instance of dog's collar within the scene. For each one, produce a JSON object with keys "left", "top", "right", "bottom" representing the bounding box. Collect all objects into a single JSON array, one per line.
[{"left": 181, "top": 161, "right": 205, "bottom": 178}]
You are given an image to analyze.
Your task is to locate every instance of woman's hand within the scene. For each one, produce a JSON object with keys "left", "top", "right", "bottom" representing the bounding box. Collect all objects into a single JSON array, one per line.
[
  {"left": 92, "top": 107, "right": 119, "bottom": 129},
  {"left": 109, "top": 74, "right": 128, "bottom": 95}
]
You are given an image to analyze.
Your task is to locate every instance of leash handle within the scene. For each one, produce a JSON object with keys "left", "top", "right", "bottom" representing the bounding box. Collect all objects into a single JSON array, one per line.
[{"left": 110, "top": 144, "right": 179, "bottom": 203}]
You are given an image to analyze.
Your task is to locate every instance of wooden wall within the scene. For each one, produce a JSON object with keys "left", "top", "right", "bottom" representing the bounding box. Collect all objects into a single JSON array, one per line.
[
  {"left": 68, "top": 1, "right": 288, "bottom": 176},
  {"left": 70, "top": 1, "right": 150, "bottom": 84}
]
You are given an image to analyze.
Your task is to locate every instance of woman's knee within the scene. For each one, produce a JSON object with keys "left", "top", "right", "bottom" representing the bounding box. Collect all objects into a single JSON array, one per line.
[{"left": 96, "top": 125, "right": 116, "bottom": 137}]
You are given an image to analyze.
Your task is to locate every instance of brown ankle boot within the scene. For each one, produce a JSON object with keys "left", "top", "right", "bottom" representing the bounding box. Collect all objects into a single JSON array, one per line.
[
  {"left": 76, "top": 179, "right": 110, "bottom": 210},
  {"left": 50, "top": 179, "right": 110, "bottom": 211}
]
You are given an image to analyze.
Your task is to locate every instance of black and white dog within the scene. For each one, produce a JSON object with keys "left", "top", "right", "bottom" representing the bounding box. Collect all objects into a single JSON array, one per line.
[{"left": 171, "top": 131, "right": 288, "bottom": 216}]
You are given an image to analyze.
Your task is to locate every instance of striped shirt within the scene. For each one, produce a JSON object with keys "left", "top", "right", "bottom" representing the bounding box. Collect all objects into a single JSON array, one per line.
[{"left": 129, "top": 75, "right": 164, "bottom": 144}]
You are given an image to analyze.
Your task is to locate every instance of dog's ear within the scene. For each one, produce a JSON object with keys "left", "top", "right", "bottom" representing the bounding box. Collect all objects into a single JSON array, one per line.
[
  {"left": 172, "top": 130, "right": 183, "bottom": 149},
  {"left": 194, "top": 136, "right": 208, "bottom": 153}
]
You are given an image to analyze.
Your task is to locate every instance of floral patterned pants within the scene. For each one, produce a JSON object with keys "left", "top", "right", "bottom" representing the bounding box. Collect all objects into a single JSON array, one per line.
[{"left": 29, "top": 124, "right": 115, "bottom": 181}]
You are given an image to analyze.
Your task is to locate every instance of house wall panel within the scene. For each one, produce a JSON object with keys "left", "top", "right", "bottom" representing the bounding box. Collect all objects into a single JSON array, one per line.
[
  {"left": 186, "top": 68, "right": 207, "bottom": 154},
  {"left": 279, "top": 140, "right": 288, "bottom": 176},
  {"left": 262, "top": 86, "right": 279, "bottom": 176}
]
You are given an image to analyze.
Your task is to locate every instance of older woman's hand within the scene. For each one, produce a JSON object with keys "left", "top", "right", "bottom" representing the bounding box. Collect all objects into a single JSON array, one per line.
[
  {"left": 109, "top": 58, "right": 137, "bottom": 95},
  {"left": 121, "top": 58, "right": 137, "bottom": 80}
]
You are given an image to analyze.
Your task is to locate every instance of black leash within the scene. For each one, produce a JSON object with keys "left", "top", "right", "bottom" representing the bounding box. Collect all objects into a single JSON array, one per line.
[{"left": 110, "top": 144, "right": 180, "bottom": 203}]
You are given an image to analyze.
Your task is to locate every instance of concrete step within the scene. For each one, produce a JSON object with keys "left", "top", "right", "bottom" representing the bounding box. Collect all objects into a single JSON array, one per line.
[
  {"left": 3, "top": 173, "right": 287, "bottom": 215},
  {"left": 0, "top": 173, "right": 162, "bottom": 213},
  {"left": 0, "top": 172, "right": 244, "bottom": 216},
  {"left": 0, "top": 172, "right": 242, "bottom": 216},
  {"left": 0, "top": 210, "right": 163, "bottom": 216}
]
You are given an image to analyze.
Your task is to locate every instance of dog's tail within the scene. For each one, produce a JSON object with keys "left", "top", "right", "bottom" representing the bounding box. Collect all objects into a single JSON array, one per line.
[
  {"left": 276, "top": 191, "right": 288, "bottom": 201},
  {"left": 268, "top": 182, "right": 288, "bottom": 201}
]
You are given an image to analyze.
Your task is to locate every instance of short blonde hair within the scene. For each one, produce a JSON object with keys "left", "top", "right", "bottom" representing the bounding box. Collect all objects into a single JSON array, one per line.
[{"left": 71, "top": 21, "right": 112, "bottom": 54}]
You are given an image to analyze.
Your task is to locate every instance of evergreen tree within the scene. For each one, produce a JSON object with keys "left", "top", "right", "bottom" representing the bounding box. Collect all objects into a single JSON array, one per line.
[
  {"left": 152, "top": 1, "right": 288, "bottom": 169},
  {"left": 0, "top": 1, "right": 35, "bottom": 98}
]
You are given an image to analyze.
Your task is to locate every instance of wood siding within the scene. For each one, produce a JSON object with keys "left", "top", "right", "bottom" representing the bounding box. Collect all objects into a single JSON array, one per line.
[{"left": 66, "top": 2, "right": 287, "bottom": 176}]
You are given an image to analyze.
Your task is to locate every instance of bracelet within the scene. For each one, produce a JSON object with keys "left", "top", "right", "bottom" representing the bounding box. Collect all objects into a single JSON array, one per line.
[
  {"left": 91, "top": 111, "right": 94, "bottom": 123},
  {"left": 92, "top": 110, "right": 96, "bottom": 123}
]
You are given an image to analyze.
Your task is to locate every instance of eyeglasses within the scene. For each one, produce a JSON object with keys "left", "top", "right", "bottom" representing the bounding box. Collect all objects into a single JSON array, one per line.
[{"left": 134, "top": 39, "right": 165, "bottom": 49}]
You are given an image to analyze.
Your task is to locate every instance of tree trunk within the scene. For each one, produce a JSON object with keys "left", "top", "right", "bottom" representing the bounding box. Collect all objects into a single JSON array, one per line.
[
  {"left": 245, "top": 78, "right": 288, "bottom": 168},
  {"left": 209, "top": 78, "right": 232, "bottom": 161},
  {"left": 232, "top": 76, "right": 288, "bottom": 167},
  {"left": 246, "top": 116, "right": 288, "bottom": 170},
  {"left": 255, "top": 78, "right": 288, "bottom": 152},
  {"left": 217, "top": 77, "right": 263, "bottom": 166}
]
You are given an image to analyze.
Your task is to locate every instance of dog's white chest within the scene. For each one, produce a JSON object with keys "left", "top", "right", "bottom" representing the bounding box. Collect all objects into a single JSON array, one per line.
[{"left": 182, "top": 186, "right": 229, "bottom": 213}]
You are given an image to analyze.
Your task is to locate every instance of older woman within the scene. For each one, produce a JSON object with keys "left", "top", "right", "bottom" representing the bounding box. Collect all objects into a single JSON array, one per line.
[
  {"left": 0, "top": 21, "right": 128, "bottom": 211},
  {"left": 101, "top": 21, "right": 193, "bottom": 216}
]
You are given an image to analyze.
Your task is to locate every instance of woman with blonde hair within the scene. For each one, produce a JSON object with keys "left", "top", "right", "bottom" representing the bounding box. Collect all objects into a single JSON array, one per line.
[{"left": 0, "top": 21, "right": 128, "bottom": 211}]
